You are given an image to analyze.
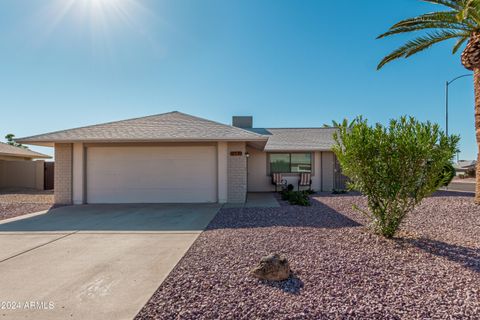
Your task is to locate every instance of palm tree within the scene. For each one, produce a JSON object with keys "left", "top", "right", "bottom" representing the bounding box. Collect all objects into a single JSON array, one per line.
[{"left": 377, "top": 0, "right": 480, "bottom": 204}]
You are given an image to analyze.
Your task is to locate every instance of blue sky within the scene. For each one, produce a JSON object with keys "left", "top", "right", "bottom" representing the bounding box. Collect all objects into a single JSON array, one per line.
[{"left": 0, "top": 0, "right": 476, "bottom": 159}]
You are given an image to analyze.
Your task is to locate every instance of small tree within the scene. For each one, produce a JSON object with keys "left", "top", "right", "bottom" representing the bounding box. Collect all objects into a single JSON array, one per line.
[
  {"left": 333, "top": 116, "right": 459, "bottom": 238},
  {"left": 5, "top": 134, "right": 26, "bottom": 148}
]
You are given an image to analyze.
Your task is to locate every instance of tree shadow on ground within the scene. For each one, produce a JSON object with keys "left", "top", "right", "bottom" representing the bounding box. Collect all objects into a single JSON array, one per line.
[
  {"left": 258, "top": 273, "right": 304, "bottom": 295},
  {"left": 430, "top": 190, "right": 474, "bottom": 197},
  {"left": 209, "top": 200, "right": 362, "bottom": 230},
  {"left": 400, "top": 237, "right": 480, "bottom": 274}
]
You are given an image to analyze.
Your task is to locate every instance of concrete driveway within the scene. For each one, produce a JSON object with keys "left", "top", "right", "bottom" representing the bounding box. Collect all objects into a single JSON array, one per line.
[{"left": 0, "top": 204, "right": 221, "bottom": 320}]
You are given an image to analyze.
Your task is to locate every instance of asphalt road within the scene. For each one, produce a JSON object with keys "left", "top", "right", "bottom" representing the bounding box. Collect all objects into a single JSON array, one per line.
[{"left": 445, "top": 182, "right": 476, "bottom": 193}]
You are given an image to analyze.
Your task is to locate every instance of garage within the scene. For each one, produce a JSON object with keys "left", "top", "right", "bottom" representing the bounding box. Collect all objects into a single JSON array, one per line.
[{"left": 86, "top": 146, "right": 217, "bottom": 203}]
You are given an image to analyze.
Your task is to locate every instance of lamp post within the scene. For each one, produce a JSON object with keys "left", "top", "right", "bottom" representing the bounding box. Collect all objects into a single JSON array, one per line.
[{"left": 445, "top": 74, "right": 473, "bottom": 137}]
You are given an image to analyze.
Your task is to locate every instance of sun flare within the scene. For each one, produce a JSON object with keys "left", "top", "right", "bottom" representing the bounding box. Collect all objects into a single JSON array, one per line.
[{"left": 34, "top": 0, "right": 155, "bottom": 54}]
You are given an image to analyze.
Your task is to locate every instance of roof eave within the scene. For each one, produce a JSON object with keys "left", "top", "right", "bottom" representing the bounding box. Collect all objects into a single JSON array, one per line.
[
  {"left": 263, "top": 148, "right": 334, "bottom": 152},
  {"left": 0, "top": 152, "right": 51, "bottom": 159},
  {"left": 18, "top": 137, "right": 269, "bottom": 146}
]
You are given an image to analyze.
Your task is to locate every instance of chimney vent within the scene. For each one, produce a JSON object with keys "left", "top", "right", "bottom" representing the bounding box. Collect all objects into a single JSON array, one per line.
[{"left": 232, "top": 116, "right": 253, "bottom": 128}]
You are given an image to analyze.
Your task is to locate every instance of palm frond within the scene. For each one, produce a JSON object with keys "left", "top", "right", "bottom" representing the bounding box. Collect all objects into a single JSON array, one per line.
[
  {"left": 422, "top": 0, "right": 462, "bottom": 10},
  {"left": 377, "top": 22, "right": 470, "bottom": 39},
  {"left": 459, "top": 0, "right": 480, "bottom": 25},
  {"left": 452, "top": 35, "right": 469, "bottom": 53},
  {"left": 390, "top": 11, "right": 475, "bottom": 29},
  {"left": 377, "top": 30, "right": 465, "bottom": 69}
]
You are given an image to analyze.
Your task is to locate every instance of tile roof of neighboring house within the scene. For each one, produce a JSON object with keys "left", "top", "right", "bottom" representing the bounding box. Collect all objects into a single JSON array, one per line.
[
  {"left": 17, "top": 111, "right": 267, "bottom": 145},
  {"left": 0, "top": 142, "right": 51, "bottom": 159},
  {"left": 248, "top": 127, "right": 338, "bottom": 151},
  {"left": 454, "top": 160, "right": 477, "bottom": 170}
]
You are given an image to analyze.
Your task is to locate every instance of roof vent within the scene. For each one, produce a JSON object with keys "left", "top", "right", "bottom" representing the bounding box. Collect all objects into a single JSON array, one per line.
[{"left": 232, "top": 116, "right": 253, "bottom": 128}]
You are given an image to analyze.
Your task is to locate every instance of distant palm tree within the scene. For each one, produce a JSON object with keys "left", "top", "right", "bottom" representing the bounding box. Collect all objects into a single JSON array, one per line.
[{"left": 377, "top": 0, "right": 480, "bottom": 204}]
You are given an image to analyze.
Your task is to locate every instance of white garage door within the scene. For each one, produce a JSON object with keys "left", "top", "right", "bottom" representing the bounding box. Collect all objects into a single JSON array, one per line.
[{"left": 86, "top": 146, "right": 217, "bottom": 203}]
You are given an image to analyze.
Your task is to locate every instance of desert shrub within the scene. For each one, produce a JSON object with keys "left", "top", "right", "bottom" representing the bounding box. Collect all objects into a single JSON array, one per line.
[
  {"left": 281, "top": 190, "right": 292, "bottom": 201},
  {"left": 437, "top": 162, "right": 456, "bottom": 187},
  {"left": 333, "top": 116, "right": 459, "bottom": 238},
  {"left": 288, "top": 191, "right": 311, "bottom": 206},
  {"left": 281, "top": 190, "right": 311, "bottom": 206}
]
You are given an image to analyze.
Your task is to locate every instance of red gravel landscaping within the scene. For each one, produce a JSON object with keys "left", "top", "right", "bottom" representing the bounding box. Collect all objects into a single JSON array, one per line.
[
  {"left": 136, "top": 191, "right": 479, "bottom": 319},
  {"left": 0, "top": 188, "right": 54, "bottom": 221}
]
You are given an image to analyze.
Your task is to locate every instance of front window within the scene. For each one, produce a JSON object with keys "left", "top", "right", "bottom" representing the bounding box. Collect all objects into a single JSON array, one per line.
[{"left": 269, "top": 153, "right": 312, "bottom": 174}]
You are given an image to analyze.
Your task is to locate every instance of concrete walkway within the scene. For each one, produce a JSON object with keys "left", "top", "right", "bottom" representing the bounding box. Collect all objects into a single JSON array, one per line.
[
  {"left": 0, "top": 204, "right": 220, "bottom": 320},
  {"left": 223, "top": 192, "right": 280, "bottom": 208}
]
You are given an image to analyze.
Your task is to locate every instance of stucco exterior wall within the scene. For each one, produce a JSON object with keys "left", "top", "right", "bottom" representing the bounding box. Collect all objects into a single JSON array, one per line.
[
  {"left": 54, "top": 143, "right": 73, "bottom": 204},
  {"left": 321, "top": 151, "right": 335, "bottom": 191},
  {"left": 246, "top": 147, "right": 325, "bottom": 192},
  {"left": 227, "top": 142, "right": 247, "bottom": 203},
  {"left": 0, "top": 159, "right": 45, "bottom": 190}
]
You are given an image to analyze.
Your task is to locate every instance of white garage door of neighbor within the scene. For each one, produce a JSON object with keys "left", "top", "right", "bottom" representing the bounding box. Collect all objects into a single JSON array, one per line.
[{"left": 86, "top": 146, "right": 217, "bottom": 203}]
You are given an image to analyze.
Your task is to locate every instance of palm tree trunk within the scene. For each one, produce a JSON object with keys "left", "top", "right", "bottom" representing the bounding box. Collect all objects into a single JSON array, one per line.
[{"left": 474, "top": 69, "right": 480, "bottom": 204}]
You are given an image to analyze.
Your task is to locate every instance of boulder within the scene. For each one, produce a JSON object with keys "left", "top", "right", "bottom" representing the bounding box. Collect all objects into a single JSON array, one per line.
[{"left": 250, "top": 253, "right": 291, "bottom": 281}]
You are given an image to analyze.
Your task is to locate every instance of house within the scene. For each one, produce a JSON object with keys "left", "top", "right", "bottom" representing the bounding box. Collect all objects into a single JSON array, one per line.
[
  {"left": 17, "top": 111, "right": 344, "bottom": 204},
  {"left": 454, "top": 160, "right": 477, "bottom": 176},
  {"left": 0, "top": 142, "right": 52, "bottom": 190}
]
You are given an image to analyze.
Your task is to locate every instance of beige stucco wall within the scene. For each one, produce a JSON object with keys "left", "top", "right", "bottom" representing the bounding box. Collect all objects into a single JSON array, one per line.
[
  {"left": 246, "top": 148, "right": 336, "bottom": 192},
  {"left": 321, "top": 151, "right": 335, "bottom": 191},
  {"left": 0, "top": 159, "right": 45, "bottom": 190},
  {"left": 227, "top": 142, "right": 247, "bottom": 203},
  {"left": 54, "top": 143, "right": 73, "bottom": 204}
]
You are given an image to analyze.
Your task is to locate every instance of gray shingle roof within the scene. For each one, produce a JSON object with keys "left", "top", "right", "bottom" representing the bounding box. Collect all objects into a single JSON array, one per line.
[
  {"left": 249, "top": 128, "right": 338, "bottom": 151},
  {"left": 454, "top": 160, "right": 476, "bottom": 170},
  {"left": 0, "top": 142, "right": 51, "bottom": 159},
  {"left": 18, "top": 111, "right": 267, "bottom": 144}
]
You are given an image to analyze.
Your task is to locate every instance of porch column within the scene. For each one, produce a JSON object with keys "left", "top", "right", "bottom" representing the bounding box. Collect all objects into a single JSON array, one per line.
[
  {"left": 217, "top": 142, "right": 228, "bottom": 203},
  {"left": 72, "top": 143, "right": 85, "bottom": 204}
]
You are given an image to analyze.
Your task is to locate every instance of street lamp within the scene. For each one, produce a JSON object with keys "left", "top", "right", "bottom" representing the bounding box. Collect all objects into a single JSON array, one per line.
[{"left": 445, "top": 73, "right": 473, "bottom": 137}]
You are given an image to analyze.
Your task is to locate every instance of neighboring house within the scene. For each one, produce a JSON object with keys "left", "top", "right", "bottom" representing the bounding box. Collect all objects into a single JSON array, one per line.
[
  {"left": 453, "top": 160, "right": 477, "bottom": 176},
  {"left": 0, "top": 142, "right": 52, "bottom": 190},
  {"left": 17, "top": 111, "right": 344, "bottom": 204}
]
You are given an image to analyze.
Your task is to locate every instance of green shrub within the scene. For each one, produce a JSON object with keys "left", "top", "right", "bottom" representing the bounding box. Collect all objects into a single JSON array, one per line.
[
  {"left": 280, "top": 190, "right": 311, "bottom": 206},
  {"left": 437, "top": 162, "right": 456, "bottom": 187},
  {"left": 333, "top": 116, "right": 459, "bottom": 238},
  {"left": 287, "top": 184, "right": 294, "bottom": 191},
  {"left": 281, "top": 190, "right": 292, "bottom": 201},
  {"left": 287, "top": 191, "right": 311, "bottom": 206}
]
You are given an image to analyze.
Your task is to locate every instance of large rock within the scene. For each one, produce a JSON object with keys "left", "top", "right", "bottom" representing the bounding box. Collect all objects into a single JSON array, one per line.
[{"left": 250, "top": 253, "right": 291, "bottom": 281}]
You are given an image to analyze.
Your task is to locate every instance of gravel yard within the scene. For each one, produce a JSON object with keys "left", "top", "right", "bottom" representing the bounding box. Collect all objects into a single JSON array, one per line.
[
  {"left": 136, "top": 191, "right": 480, "bottom": 319},
  {"left": 0, "top": 188, "right": 54, "bottom": 220}
]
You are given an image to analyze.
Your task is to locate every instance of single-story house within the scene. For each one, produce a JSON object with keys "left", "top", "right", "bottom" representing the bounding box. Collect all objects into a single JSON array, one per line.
[
  {"left": 453, "top": 160, "right": 477, "bottom": 176},
  {"left": 0, "top": 142, "right": 52, "bottom": 190},
  {"left": 17, "top": 111, "right": 345, "bottom": 204}
]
